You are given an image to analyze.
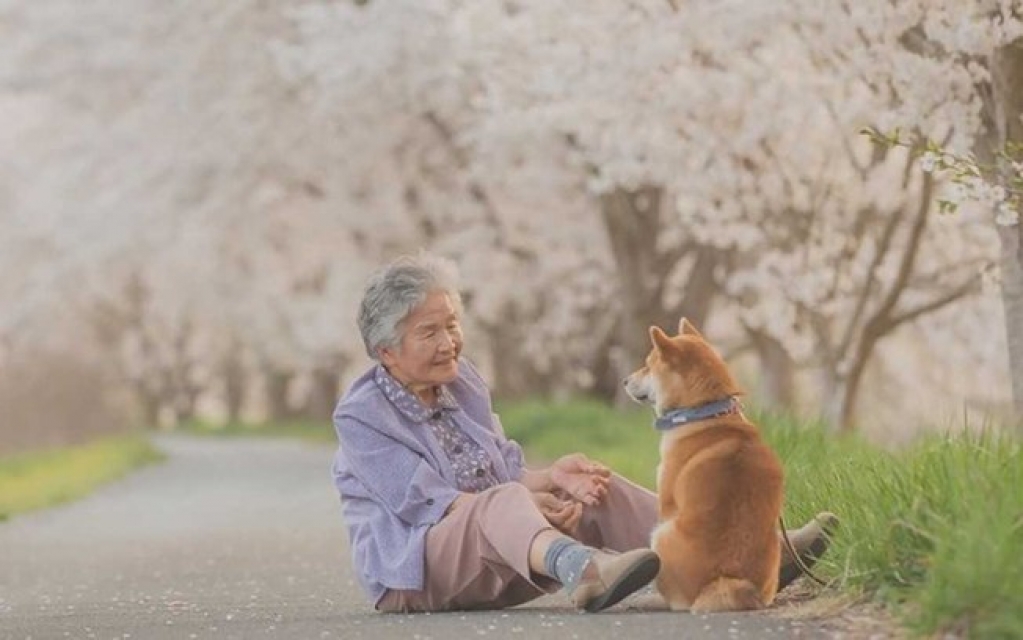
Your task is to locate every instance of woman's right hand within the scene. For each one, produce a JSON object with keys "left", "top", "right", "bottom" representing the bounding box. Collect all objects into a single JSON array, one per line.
[{"left": 531, "top": 491, "right": 583, "bottom": 536}]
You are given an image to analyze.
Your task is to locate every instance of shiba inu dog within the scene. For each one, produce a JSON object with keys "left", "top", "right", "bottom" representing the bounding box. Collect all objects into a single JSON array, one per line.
[{"left": 623, "top": 318, "right": 784, "bottom": 612}]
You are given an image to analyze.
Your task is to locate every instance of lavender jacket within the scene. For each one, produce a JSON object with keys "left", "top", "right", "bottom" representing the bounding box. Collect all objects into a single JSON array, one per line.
[{"left": 331, "top": 359, "right": 526, "bottom": 605}]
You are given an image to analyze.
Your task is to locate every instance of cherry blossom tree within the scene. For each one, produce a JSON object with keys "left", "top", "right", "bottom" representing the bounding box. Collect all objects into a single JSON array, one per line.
[
  {"left": 904, "top": 1, "right": 1023, "bottom": 422},
  {"left": 0, "top": 0, "right": 1012, "bottom": 441},
  {"left": 282, "top": 0, "right": 625, "bottom": 398},
  {"left": 217, "top": 0, "right": 1012, "bottom": 428},
  {"left": 0, "top": 0, "right": 376, "bottom": 425},
  {"left": 812, "top": 0, "right": 1022, "bottom": 425},
  {"left": 442, "top": 0, "right": 999, "bottom": 428}
]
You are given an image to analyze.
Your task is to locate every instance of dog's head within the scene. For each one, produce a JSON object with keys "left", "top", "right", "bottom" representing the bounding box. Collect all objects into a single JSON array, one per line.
[{"left": 623, "top": 317, "right": 742, "bottom": 416}]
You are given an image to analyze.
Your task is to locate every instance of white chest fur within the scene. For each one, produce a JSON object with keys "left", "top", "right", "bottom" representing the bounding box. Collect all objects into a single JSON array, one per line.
[{"left": 651, "top": 432, "right": 673, "bottom": 549}]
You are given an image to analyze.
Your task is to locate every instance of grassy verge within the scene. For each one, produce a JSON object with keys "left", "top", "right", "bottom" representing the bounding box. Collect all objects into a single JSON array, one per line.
[
  {"left": 498, "top": 398, "right": 1023, "bottom": 639},
  {"left": 0, "top": 434, "right": 163, "bottom": 521},
  {"left": 496, "top": 398, "right": 661, "bottom": 486},
  {"left": 180, "top": 419, "right": 335, "bottom": 444}
]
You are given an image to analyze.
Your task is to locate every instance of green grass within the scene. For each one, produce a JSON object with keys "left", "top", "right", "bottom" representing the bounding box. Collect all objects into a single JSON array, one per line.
[
  {"left": 496, "top": 398, "right": 661, "bottom": 486},
  {"left": 498, "top": 398, "right": 1023, "bottom": 639},
  {"left": 180, "top": 419, "right": 336, "bottom": 444},
  {"left": 0, "top": 434, "right": 163, "bottom": 521}
]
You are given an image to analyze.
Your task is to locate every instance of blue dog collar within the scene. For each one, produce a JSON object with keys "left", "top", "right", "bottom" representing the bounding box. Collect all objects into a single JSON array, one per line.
[{"left": 654, "top": 397, "right": 741, "bottom": 431}]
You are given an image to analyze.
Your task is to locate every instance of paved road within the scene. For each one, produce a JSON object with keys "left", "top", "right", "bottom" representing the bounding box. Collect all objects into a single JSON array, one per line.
[{"left": 0, "top": 435, "right": 831, "bottom": 639}]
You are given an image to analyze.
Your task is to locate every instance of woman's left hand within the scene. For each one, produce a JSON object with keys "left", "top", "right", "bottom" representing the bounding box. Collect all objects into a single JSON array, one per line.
[
  {"left": 548, "top": 453, "right": 611, "bottom": 506},
  {"left": 532, "top": 491, "right": 584, "bottom": 536}
]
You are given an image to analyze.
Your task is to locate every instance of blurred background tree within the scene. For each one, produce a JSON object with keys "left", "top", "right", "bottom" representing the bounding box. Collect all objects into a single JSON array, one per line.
[{"left": 0, "top": 0, "right": 1018, "bottom": 451}]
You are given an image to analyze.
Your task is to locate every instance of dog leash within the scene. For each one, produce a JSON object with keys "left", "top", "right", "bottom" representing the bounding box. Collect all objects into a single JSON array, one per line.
[{"left": 778, "top": 515, "right": 829, "bottom": 586}]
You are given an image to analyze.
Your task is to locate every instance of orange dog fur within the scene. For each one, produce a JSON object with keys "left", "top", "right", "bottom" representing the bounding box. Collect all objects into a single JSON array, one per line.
[{"left": 623, "top": 318, "right": 784, "bottom": 612}]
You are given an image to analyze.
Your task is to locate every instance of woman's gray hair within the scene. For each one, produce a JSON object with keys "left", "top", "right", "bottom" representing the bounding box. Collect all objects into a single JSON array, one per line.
[{"left": 357, "top": 252, "right": 464, "bottom": 360}]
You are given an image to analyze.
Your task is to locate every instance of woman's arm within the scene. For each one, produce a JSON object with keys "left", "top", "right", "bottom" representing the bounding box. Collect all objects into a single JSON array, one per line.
[
  {"left": 517, "top": 467, "right": 553, "bottom": 492},
  {"left": 337, "top": 413, "right": 459, "bottom": 526}
]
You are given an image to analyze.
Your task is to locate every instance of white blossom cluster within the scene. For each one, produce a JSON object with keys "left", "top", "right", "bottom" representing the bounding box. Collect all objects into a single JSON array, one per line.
[{"left": 916, "top": 148, "right": 1022, "bottom": 226}]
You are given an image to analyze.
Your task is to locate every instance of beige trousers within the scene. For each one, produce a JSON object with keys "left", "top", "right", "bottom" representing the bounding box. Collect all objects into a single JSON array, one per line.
[{"left": 376, "top": 475, "right": 659, "bottom": 613}]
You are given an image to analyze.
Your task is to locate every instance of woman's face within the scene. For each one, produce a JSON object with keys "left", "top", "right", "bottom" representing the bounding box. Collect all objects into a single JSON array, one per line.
[{"left": 379, "top": 290, "right": 463, "bottom": 396}]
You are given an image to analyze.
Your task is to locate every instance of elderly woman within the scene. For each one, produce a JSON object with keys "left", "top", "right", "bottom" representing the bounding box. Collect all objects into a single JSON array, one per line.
[{"left": 332, "top": 253, "right": 835, "bottom": 613}]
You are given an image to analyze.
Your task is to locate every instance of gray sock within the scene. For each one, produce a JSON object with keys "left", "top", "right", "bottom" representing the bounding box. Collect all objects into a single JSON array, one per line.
[{"left": 543, "top": 537, "right": 595, "bottom": 593}]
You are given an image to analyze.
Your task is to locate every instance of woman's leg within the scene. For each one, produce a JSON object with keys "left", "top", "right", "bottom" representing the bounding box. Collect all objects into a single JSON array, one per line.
[
  {"left": 377, "top": 483, "right": 559, "bottom": 613},
  {"left": 573, "top": 474, "right": 659, "bottom": 551}
]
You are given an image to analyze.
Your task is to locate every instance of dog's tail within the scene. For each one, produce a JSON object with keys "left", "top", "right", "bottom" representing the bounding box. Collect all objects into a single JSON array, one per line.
[{"left": 690, "top": 577, "right": 764, "bottom": 613}]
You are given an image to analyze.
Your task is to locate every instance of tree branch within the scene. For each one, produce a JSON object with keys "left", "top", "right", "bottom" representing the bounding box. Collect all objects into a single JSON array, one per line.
[
  {"left": 836, "top": 204, "right": 901, "bottom": 357},
  {"left": 871, "top": 170, "right": 935, "bottom": 326},
  {"left": 879, "top": 275, "right": 981, "bottom": 334}
]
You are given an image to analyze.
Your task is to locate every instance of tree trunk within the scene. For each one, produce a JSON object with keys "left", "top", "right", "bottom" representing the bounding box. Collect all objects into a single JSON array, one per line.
[
  {"left": 485, "top": 319, "right": 555, "bottom": 400},
  {"left": 172, "top": 393, "right": 197, "bottom": 425},
  {"left": 303, "top": 366, "right": 342, "bottom": 421},
  {"left": 669, "top": 246, "right": 719, "bottom": 331},
  {"left": 598, "top": 185, "right": 718, "bottom": 401},
  {"left": 265, "top": 370, "right": 294, "bottom": 422},
  {"left": 222, "top": 345, "right": 246, "bottom": 424},
  {"left": 587, "top": 317, "right": 625, "bottom": 402},
  {"left": 997, "top": 223, "right": 1023, "bottom": 418},
  {"left": 819, "top": 348, "right": 869, "bottom": 432},
  {"left": 600, "top": 186, "right": 669, "bottom": 370},
  {"left": 138, "top": 390, "right": 162, "bottom": 428},
  {"left": 749, "top": 330, "right": 797, "bottom": 408},
  {"left": 836, "top": 349, "right": 871, "bottom": 433},
  {"left": 820, "top": 373, "right": 848, "bottom": 431},
  {"left": 990, "top": 41, "right": 1023, "bottom": 423}
]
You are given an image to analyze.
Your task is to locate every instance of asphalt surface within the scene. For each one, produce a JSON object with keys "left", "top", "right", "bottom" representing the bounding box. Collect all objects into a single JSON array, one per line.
[{"left": 0, "top": 435, "right": 833, "bottom": 639}]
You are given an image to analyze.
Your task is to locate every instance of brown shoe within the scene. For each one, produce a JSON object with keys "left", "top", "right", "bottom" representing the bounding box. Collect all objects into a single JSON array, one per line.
[
  {"left": 778, "top": 511, "right": 839, "bottom": 590},
  {"left": 571, "top": 548, "right": 661, "bottom": 612}
]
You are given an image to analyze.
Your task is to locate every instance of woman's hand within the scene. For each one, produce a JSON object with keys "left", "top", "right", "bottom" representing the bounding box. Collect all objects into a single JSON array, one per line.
[
  {"left": 531, "top": 491, "right": 583, "bottom": 536},
  {"left": 548, "top": 453, "right": 611, "bottom": 506}
]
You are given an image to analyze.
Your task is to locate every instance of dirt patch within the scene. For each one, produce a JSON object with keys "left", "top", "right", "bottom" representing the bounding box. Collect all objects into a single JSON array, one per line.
[{"left": 771, "top": 581, "right": 904, "bottom": 638}]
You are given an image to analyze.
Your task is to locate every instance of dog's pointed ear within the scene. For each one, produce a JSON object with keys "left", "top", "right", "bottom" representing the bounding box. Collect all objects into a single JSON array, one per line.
[
  {"left": 678, "top": 317, "right": 704, "bottom": 339},
  {"left": 649, "top": 326, "right": 673, "bottom": 351}
]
